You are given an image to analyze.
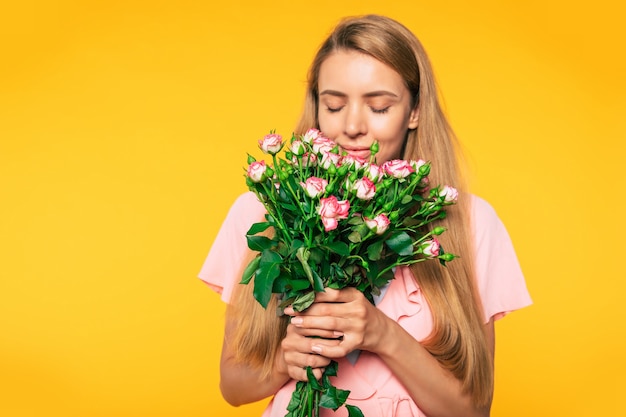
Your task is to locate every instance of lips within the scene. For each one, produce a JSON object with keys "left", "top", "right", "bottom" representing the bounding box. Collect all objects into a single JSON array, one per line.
[{"left": 341, "top": 146, "right": 371, "bottom": 159}]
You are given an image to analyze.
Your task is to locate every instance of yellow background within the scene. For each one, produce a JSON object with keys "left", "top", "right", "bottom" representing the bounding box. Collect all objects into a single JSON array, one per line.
[{"left": 1, "top": 1, "right": 624, "bottom": 416}]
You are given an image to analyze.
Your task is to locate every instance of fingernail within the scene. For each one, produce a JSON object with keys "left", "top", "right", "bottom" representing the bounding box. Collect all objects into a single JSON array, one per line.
[
  {"left": 311, "top": 345, "right": 322, "bottom": 353},
  {"left": 333, "top": 331, "right": 344, "bottom": 337},
  {"left": 283, "top": 307, "right": 294, "bottom": 315},
  {"left": 290, "top": 317, "right": 303, "bottom": 326}
]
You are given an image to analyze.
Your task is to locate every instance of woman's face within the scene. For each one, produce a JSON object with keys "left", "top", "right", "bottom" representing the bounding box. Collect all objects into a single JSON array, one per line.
[{"left": 317, "top": 50, "right": 419, "bottom": 164}]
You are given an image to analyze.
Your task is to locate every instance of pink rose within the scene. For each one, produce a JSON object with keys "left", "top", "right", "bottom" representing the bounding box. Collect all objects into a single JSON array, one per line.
[
  {"left": 312, "top": 137, "right": 336, "bottom": 154},
  {"left": 365, "top": 164, "right": 383, "bottom": 182},
  {"left": 421, "top": 238, "right": 440, "bottom": 258},
  {"left": 352, "top": 177, "right": 376, "bottom": 200},
  {"left": 258, "top": 133, "right": 283, "bottom": 154},
  {"left": 290, "top": 140, "right": 305, "bottom": 156},
  {"left": 411, "top": 159, "right": 427, "bottom": 170},
  {"left": 382, "top": 159, "right": 414, "bottom": 178},
  {"left": 342, "top": 154, "right": 368, "bottom": 170},
  {"left": 364, "top": 214, "right": 391, "bottom": 235},
  {"left": 247, "top": 160, "right": 267, "bottom": 183},
  {"left": 300, "top": 177, "right": 328, "bottom": 198},
  {"left": 320, "top": 151, "right": 342, "bottom": 170},
  {"left": 317, "top": 196, "right": 350, "bottom": 231},
  {"left": 300, "top": 152, "right": 318, "bottom": 168},
  {"left": 302, "top": 128, "right": 323, "bottom": 144},
  {"left": 439, "top": 185, "right": 458, "bottom": 203}
]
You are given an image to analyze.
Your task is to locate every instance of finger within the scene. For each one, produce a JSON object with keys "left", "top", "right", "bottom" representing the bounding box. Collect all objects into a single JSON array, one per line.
[
  {"left": 314, "top": 287, "right": 364, "bottom": 303},
  {"left": 311, "top": 342, "right": 353, "bottom": 359},
  {"left": 283, "top": 324, "right": 342, "bottom": 352},
  {"left": 290, "top": 315, "right": 346, "bottom": 337}
]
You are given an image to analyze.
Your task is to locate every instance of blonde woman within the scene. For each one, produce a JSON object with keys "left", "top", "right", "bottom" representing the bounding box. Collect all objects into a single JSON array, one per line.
[{"left": 199, "top": 14, "right": 531, "bottom": 417}]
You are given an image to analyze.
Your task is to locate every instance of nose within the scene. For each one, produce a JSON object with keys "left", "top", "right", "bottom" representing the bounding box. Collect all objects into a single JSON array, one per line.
[{"left": 344, "top": 105, "right": 367, "bottom": 139}]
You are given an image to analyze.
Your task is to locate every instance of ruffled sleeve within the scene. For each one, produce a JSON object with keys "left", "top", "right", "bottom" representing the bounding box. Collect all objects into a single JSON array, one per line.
[
  {"left": 471, "top": 195, "right": 532, "bottom": 322},
  {"left": 198, "top": 192, "right": 266, "bottom": 303}
]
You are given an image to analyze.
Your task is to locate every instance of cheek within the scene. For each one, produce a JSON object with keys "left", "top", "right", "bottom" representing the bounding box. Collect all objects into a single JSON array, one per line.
[
  {"left": 372, "top": 129, "right": 407, "bottom": 162},
  {"left": 318, "top": 115, "right": 338, "bottom": 138}
]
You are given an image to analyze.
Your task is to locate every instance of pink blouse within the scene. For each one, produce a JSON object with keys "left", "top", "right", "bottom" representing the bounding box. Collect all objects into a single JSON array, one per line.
[{"left": 199, "top": 192, "right": 532, "bottom": 417}]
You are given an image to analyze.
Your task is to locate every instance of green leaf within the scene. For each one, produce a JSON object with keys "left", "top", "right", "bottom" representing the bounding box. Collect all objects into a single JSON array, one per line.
[
  {"left": 291, "top": 239, "right": 305, "bottom": 252},
  {"left": 309, "top": 247, "right": 324, "bottom": 264},
  {"left": 366, "top": 240, "right": 384, "bottom": 261},
  {"left": 306, "top": 366, "right": 322, "bottom": 390},
  {"left": 319, "top": 385, "right": 349, "bottom": 410},
  {"left": 286, "top": 382, "right": 305, "bottom": 412},
  {"left": 276, "top": 241, "right": 289, "bottom": 257},
  {"left": 296, "top": 247, "right": 315, "bottom": 286},
  {"left": 272, "top": 273, "right": 290, "bottom": 293},
  {"left": 246, "top": 235, "right": 275, "bottom": 251},
  {"left": 386, "top": 231, "right": 413, "bottom": 256},
  {"left": 246, "top": 221, "right": 271, "bottom": 235},
  {"left": 240, "top": 256, "right": 260, "bottom": 284},
  {"left": 293, "top": 291, "right": 315, "bottom": 312},
  {"left": 253, "top": 250, "right": 282, "bottom": 308},
  {"left": 346, "top": 404, "right": 365, "bottom": 417},
  {"left": 401, "top": 194, "right": 413, "bottom": 204},
  {"left": 325, "top": 241, "right": 350, "bottom": 257},
  {"left": 348, "top": 216, "right": 363, "bottom": 225},
  {"left": 311, "top": 269, "right": 325, "bottom": 292},
  {"left": 325, "top": 360, "right": 338, "bottom": 376},
  {"left": 289, "top": 279, "right": 311, "bottom": 291},
  {"left": 348, "top": 231, "right": 362, "bottom": 243}
]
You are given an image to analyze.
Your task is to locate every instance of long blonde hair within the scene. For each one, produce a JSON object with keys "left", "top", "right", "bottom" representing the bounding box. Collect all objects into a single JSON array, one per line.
[{"left": 228, "top": 14, "right": 492, "bottom": 407}]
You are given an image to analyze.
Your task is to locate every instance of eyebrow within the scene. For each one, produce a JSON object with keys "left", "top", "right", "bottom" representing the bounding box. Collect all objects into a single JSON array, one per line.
[{"left": 319, "top": 89, "right": 399, "bottom": 98}]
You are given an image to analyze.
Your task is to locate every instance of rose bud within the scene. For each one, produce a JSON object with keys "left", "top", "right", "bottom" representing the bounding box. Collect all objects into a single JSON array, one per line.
[
  {"left": 421, "top": 238, "right": 440, "bottom": 258},
  {"left": 312, "top": 137, "right": 336, "bottom": 154},
  {"left": 432, "top": 226, "right": 447, "bottom": 235},
  {"left": 320, "top": 151, "right": 342, "bottom": 170},
  {"left": 318, "top": 196, "right": 350, "bottom": 232},
  {"left": 247, "top": 160, "right": 267, "bottom": 183},
  {"left": 439, "top": 185, "right": 459, "bottom": 204},
  {"left": 364, "top": 214, "right": 391, "bottom": 235},
  {"left": 365, "top": 164, "right": 383, "bottom": 182},
  {"left": 382, "top": 159, "right": 414, "bottom": 179},
  {"left": 439, "top": 253, "right": 456, "bottom": 262},
  {"left": 300, "top": 177, "right": 328, "bottom": 198},
  {"left": 302, "top": 128, "right": 322, "bottom": 144},
  {"left": 258, "top": 133, "right": 283, "bottom": 155},
  {"left": 370, "top": 141, "right": 380, "bottom": 155},
  {"left": 353, "top": 177, "right": 376, "bottom": 200},
  {"left": 290, "top": 140, "right": 305, "bottom": 156}
]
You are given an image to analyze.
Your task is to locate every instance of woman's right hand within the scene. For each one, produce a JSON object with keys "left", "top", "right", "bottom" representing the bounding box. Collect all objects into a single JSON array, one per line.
[{"left": 281, "top": 306, "right": 342, "bottom": 381}]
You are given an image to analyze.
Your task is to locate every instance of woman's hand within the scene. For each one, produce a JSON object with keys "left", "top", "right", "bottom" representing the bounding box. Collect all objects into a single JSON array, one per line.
[
  {"left": 283, "top": 287, "right": 392, "bottom": 365},
  {"left": 279, "top": 316, "right": 339, "bottom": 381}
]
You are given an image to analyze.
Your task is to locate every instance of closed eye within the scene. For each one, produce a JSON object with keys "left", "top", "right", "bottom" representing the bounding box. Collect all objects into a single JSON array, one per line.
[
  {"left": 371, "top": 107, "right": 390, "bottom": 114},
  {"left": 326, "top": 106, "right": 343, "bottom": 113}
]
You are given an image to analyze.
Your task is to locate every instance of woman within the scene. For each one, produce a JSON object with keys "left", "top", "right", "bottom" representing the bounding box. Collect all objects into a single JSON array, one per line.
[{"left": 199, "top": 14, "right": 531, "bottom": 417}]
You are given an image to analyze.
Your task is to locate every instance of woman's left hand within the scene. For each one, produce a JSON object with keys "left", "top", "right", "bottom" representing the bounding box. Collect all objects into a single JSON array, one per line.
[{"left": 283, "top": 287, "right": 393, "bottom": 359}]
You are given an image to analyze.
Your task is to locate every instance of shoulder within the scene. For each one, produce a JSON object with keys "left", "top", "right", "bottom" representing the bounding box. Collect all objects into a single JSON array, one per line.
[
  {"left": 469, "top": 194, "right": 499, "bottom": 225},
  {"left": 468, "top": 194, "right": 506, "bottom": 246},
  {"left": 223, "top": 192, "right": 267, "bottom": 229},
  {"left": 230, "top": 191, "right": 266, "bottom": 214},
  {"left": 467, "top": 194, "right": 532, "bottom": 320}
]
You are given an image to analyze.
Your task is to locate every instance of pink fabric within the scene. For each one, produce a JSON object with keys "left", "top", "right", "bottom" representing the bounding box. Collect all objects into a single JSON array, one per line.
[{"left": 198, "top": 192, "right": 532, "bottom": 416}]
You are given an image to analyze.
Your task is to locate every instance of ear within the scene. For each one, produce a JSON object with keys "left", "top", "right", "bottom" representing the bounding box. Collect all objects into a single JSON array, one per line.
[{"left": 408, "top": 106, "right": 420, "bottom": 129}]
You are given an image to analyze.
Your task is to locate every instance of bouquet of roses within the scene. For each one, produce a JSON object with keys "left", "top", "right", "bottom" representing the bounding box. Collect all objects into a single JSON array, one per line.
[{"left": 241, "top": 128, "right": 458, "bottom": 417}]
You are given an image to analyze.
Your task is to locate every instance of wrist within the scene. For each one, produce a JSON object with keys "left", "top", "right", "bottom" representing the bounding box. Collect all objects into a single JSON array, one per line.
[
  {"left": 273, "top": 347, "right": 290, "bottom": 380},
  {"left": 373, "top": 316, "right": 405, "bottom": 359}
]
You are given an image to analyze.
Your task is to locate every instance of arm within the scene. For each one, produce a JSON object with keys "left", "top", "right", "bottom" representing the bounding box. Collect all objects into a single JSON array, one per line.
[
  {"left": 218, "top": 320, "right": 290, "bottom": 406},
  {"left": 285, "top": 288, "right": 495, "bottom": 417},
  {"left": 219, "top": 314, "right": 341, "bottom": 405}
]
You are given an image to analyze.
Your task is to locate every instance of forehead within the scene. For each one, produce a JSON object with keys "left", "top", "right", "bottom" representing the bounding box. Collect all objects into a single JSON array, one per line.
[{"left": 318, "top": 50, "right": 407, "bottom": 93}]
